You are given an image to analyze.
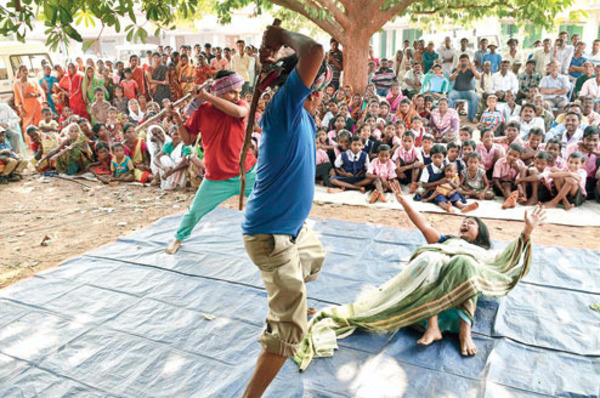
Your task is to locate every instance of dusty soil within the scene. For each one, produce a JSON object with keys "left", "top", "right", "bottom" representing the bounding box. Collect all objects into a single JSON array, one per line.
[{"left": 2, "top": 175, "right": 599, "bottom": 289}]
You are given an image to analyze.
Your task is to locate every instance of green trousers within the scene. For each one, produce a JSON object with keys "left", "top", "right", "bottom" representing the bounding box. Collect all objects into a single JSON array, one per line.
[{"left": 175, "top": 167, "right": 256, "bottom": 241}]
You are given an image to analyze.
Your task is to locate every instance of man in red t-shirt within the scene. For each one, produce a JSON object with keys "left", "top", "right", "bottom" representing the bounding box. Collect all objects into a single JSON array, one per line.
[{"left": 165, "top": 70, "right": 257, "bottom": 254}]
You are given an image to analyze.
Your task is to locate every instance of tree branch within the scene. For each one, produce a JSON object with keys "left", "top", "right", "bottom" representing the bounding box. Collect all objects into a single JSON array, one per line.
[
  {"left": 270, "top": 0, "right": 344, "bottom": 37},
  {"left": 412, "top": 0, "right": 511, "bottom": 14},
  {"left": 311, "top": 0, "right": 350, "bottom": 30},
  {"left": 370, "top": 0, "right": 416, "bottom": 32}
]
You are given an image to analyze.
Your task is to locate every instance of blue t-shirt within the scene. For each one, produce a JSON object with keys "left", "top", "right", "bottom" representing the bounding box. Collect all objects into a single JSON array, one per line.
[
  {"left": 242, "top": 69, "right": 316, "bottom": 237},
  {"left": 569, "top": 56, "right": 587, "bottom": 78},
  {"left": 483, "top": 53, "right": 502, "bottom": 73}
]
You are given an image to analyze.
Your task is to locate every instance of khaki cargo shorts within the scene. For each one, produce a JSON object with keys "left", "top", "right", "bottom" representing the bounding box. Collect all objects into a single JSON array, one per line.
[{"left": 243, "top": 224, "right": 326, "bottom": 357}]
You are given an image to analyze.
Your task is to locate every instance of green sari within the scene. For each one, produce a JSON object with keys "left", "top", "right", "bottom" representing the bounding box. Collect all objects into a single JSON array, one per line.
[
  {"left": 293, "top": 235, "right": 532, "bottom": 371},
  {"left": 56, "top": 135, "right": 92, "bottom": 175}
]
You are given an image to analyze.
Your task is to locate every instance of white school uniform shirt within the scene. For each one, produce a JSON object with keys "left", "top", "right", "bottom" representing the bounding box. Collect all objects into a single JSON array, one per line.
[
  {"left": 419, "top": 162, "right": 445, "bottom": 183},
  {"left": 491, "top": 71, "right": 518, "bottom": 94},
  {"left": 334, "top": 149, "right": 370, "bottom": 170}
]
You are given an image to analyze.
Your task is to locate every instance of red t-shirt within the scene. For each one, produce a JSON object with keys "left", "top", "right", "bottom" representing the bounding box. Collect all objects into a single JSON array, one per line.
[
  {"left": 120, "top": 80, "right": 139, "bottom": 100},
  {"left": 185, "top": 101, "right": 256, "bottom": 181}
]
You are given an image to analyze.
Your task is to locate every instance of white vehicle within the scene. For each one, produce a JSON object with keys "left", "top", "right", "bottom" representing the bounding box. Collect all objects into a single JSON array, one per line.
[{"left": 0, "top": 41, "right": 53, "bottom": 102}]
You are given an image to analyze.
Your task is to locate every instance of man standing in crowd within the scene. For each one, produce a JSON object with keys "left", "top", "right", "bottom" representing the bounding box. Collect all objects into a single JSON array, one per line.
[
  {"left": 178, "top": 54, "right": 195, "bottom": 96},
  {"left": 476, "top": 60, "right": 495, "bottom": 108},
  {"left": 540, "top": 60, "right": 570, "bottom": 109},
  {"left": 568, "top": 42, "right": 587, "bottom": 81},
  {"left": 203, "top": 43, "right": 214, "bottom": 62},
  {"left": 449, "top": 54, "right": 480, "bottom": 122},
  {"left": 210, "top": 47, "right": 229, "bottom": 74},
  {"left": 438, "top": 36, "right": 456, "bottom": 75},
  {"left": 588, "top": 39, "right": 600, "bottom": 64},
  {"left": 129, "top": 55, "right": 146, "bottom": 99},
  {"left": 165, "top": 70, "right": 257, "bottom": 255},
  {"left": 532, "top": 38, "right": 554, "bottom": 75},
  {"left": 554, "top": 37, "right": 573, "bottom": 75},
  {"left": 327, "top": 38, "right": 343, "bottom": 90},
  {"left": 503, "top": 38, "right": 523, "bottom": 72},
  {"left": 517, "top": 59, "right": 542, "bottom": 103},
  {"left": 452, "top": 38, "right": 473, "bottom": 70},
  {"left": 242, "top": 24, "right": 329, "bottom": 397},
  {"left": 232, "top": 39, "right": 252, "bottom": 94},
  {"left": 475, "top": 38, "right": 488, "bottom": 70},
  {"left": 483, "top": 42, "right": 502, "bottom": 73}
]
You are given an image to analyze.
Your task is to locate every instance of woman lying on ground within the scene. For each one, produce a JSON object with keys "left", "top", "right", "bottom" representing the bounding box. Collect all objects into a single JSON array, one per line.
[{"left": 293, "top": 180, "right": 546, "bottom": 371}]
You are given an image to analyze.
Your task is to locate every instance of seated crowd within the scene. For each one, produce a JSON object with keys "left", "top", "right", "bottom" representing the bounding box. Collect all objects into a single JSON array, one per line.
[{"left": 1, "top": 33, "right": 599, "bottom": 212}]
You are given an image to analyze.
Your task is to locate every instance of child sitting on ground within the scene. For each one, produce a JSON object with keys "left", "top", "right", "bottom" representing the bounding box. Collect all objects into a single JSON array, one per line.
[
  {"left": 0, "top": 130, "right": 27, "bottom": 181},
  {"left": 545, "top": 151, "right": 587, "bottom": 210},
  {"left": 458, "top": 126, "right": 474, "bottom": 148},
  {"left": 494, "top": 121, "right": 523, "bottom": 152},
  {"left": 316, "top": 132, "right": 336, "bottom": 190},
  {"left": 516, "top": 151, "right": 554, "bottom": 206},
  {"left": 330, "top": 136, "right": 372, "bottom": 193},
  {"left": 86, "top": 141, "right": 113, "bottom": 183},
  {"left": 460, "top": 152, "right": 495, "bottom": 200},
  {"left": 90, "top": 87, "right": 110, "bottom": 124},
  {"left": 461, "top": 140, "right": 477, "bottom": 159},
  {"left": 492, "top": 142, "right": 526, "bottom": 208},
  {"left": 26, "top": 126, "right": 44, "bottom": 164},
  {"left": 415, "top": 143, "right": 446, "bottom": 200},
  {"left": 110, "top": 142, "right": 135, "bottom": 183},
  {"left": 422, "top": 162, "right": 479, "bottom": 213},
  {"left": 356, "top": 124, "right": 374, "bottom": 156},
  {"left": 477, "top": 128, "right": 506, "bottom": 180},
  {"left": 59, "top": 107, "right": 73, "bottom": 129},
  {"left": 393, "top": 130, "right": 423, "bottom": 193},
  {"left": 411, "top": 115, "right": 426, "bottom": 146},
  {"left": 420, "top": 134, "right": 435, "bottom": 166},
  {"left": 377, "top": 122, "right": 401, "bottom": 153},
  {"left": 446, "top": 141, "right": 465, "bottom": 176},
  {"left": 545, "top": 138, "right": 566, "bottom": 170},
  {"left": 367, "top": 144, "right": 397, "bottom": 203},
  {"left": 39, "top": 107, "right": 60, "bottom": 154},
  {"left": 565, "top": 125, "right": 599, "bottom": 198},
  {"left": 106, "top": 107, "right": 124, "bottom": 144},
  {"left": 521, "top": 127, "right": 545, "bottom": 166}
]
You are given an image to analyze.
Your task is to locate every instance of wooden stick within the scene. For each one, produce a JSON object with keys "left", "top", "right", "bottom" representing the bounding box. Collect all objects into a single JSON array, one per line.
[
  {"left": 135, "top": 94, "right": 192, "bottom": 133},
  {"left": 238, "top": 18, "right": 282, "bottom": 211}
]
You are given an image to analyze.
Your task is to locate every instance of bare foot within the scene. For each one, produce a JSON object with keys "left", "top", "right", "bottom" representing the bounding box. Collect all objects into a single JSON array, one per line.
[
  {"left": 378, "top": 192, "right": 387, "bottom": 203},
  {"left": 165, "top": 239, "right": 182, "bottom": 255},
  {"left": 445, "top": 202, "right": 455, "bottom": 213},
  {"left": 327, "top": 187, "right": 345, "bottom": 194},
  {"left": 369, "top": 190, "right": 379, "bottom": 204},
  {"left": 461, "top": 202, "right": 479, "bottom": 213},
  {"left": 564, "top": 201, "right": 574, "bottom": 211},
  {"left": 459, "top": 320, "right": 478, "bottom": 356},
  {"left": 360, "top": 187, "right": 367, "bottom": 194},
  {"left": 307, "top": 307, "right": 317, "bottom": 317},
  {"left": 525, "top": 198, "right": 538, "bottom": 206},
  {"left": 417, "top": 325, "right": 443, "bottom": 346},
  {"left": 543, "top": 200, "right": 558, "bottom": 209},
  {"left": 501, "top": 191, "right": 518, "bottom": 209}
]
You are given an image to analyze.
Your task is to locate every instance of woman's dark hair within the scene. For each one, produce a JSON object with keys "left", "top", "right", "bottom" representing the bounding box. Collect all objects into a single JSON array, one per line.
[
  {"left": 467, "top": 217, "right": 491, "bottom": 249},
  {"left": 123, "top": 123, "right": 136, "bottom": 133},
  {"left": 92, "top": 123, "right": 105, "bottom": 133},
  {"left": 215, "top": 70, "right": 235, "bottom": 80}
]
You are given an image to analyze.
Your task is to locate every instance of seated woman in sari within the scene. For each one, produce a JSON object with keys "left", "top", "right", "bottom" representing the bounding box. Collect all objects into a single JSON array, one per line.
[
  {"left": 293, "top": 181, "right": 546, "bottom": 371},
  {"left": 153, "top": 126, "right": 190, "bottom": 191},
  {"left": 37, "top": 123, "right": 92, "bottom": 175}
]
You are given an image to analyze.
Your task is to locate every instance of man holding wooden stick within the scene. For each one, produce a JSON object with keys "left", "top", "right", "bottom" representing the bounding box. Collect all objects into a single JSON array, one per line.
[
  {"left": 241, "top": 25, "right": 331, "bottom": 397},
  {"left": 165, "top": 70, "right": 257, "bottom": 255}
]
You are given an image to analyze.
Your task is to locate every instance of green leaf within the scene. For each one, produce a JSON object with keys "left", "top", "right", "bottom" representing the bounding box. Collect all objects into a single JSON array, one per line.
[
  {"left": 114, "top": 18, "right": 121, "bottom": 32},
  {"left": 138, "top": 27, "right": 148, "bottom": 43},
  {"left": 82, "top": 40, "right": 95, "bottom": 52}
]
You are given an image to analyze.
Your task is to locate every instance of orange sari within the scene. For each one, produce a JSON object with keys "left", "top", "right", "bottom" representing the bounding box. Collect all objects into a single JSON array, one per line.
[{"left": 14, "top": 79, "right": 44, "bottom": 130}]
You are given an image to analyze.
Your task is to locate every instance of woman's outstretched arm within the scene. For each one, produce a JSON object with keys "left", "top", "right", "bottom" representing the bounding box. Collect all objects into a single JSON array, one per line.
[
  {"left": 391, "top": 181, "right": 441, "bottom": 244},
  {"left": 522, "top": 204, "right": 546, "bottom": 242}
]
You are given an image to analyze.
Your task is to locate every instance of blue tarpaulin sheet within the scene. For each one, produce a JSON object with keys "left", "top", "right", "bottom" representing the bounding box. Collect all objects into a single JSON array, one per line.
[{"left": 0, "top": 207, "right": 598, "bottom": 397}]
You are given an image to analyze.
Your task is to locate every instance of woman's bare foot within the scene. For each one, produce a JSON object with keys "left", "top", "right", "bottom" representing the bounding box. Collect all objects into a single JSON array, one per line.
[
  {"left": 459, "top": 319, "right": 478, "bottom": 356},
  {"left": 327, "top": 187, "right": 345, "bottom": 194},
  {"left": 417, "top": 324, "right": 442, "bottom": 346},
  {"left": 165, "top": 239, "right": 182, "bottom": 255},
  {"left": 461, "top": 202, "right": 479, "bottom": 213},
  {"left": 307, "top": 307, "right": 317, "bottom": 317}
]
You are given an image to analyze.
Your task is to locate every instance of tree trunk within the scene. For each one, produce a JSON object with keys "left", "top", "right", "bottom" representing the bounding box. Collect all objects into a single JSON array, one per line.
[{"left": 340, "top": 30, "right": 371, "bottom": 95}]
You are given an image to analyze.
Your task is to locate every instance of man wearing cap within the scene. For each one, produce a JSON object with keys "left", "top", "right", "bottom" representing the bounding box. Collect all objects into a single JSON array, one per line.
[
  {"left": 483, "top": 42, "right": 502, "bottom": 73},
  {"left": 241, "top": 25, "right": 329, "bottom": 397},
  {"left": 165, "top": 70, "right": 257, "bottom": 254}
]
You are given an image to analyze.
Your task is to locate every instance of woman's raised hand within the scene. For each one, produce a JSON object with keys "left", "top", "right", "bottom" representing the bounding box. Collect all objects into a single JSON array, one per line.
[{"left": 523, "top": 204, "right": 546, "bottom": 239}]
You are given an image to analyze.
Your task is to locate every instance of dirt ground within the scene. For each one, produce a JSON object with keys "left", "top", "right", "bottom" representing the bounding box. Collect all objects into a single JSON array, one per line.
[{"left": 2, "top": 175, "right": 599, "bottom": 289}]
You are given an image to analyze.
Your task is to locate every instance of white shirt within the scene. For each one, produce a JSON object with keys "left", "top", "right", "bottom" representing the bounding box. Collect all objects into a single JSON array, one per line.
[
  {"left": 555, "top": 45, "right": 574, "bottom": 75},
  {"left": 437, "top": 46, "right": 457, "bottom": 75},
  {"left": 510, "top": 116, "right": 546, "bottom": 138},
  {"left": 561, "top": 128, "right": 583, "bottom": 156},
  {"left": 580, "top": 78, "right": 600, "bottom": 98},
  {"left": 419, "top": 162, "right": 445, "bottom": 183},
  {"left": 335, "top": 149, "right": 370, "bottom": 169},
  {"left": 587, "top": 50, "right": 600, "bottom": 65},
  {"left": 531, "top": 49, "right": 553, "bottom": 75},
  {"left": 0, "top": 101, "right": 21, "bottom": 126},
  {"left": 491, "top": 71, "right": 518, "bottom": 94},
  {"left": 476, "top": 72, "right": 494, "bottom": 94},
  {"left": 540, "top": 74, "right": 570, "bottom": 100},
  {"left": 584, "top": 110, "right": 600, "bottom": 126},
  {"left": 500, "top": 103, "right": 521, "bottom": 123},
  {"left": 402, "top": 70, "right": 424, "bottom": 91},
  {"left": 502, "top": 50, "right": 523, "bottom": 72}
]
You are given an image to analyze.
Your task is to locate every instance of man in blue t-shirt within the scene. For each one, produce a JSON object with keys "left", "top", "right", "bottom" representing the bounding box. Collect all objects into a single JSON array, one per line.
[{"left": 241, "top": 25, "right": 330, "bottom": 397}]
